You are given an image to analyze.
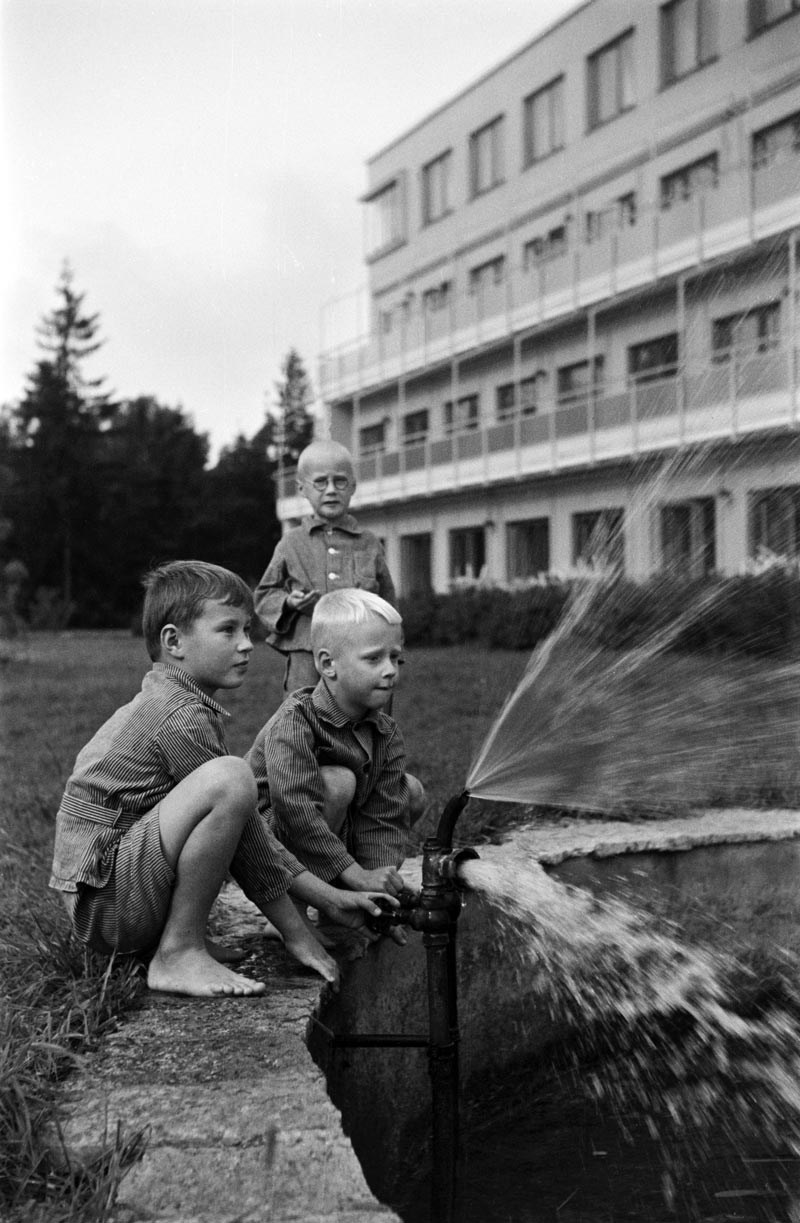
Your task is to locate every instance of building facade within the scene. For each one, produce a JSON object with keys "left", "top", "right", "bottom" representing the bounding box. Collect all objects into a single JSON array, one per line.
[{"left": 279, "top": 0, "right": 800, "bottom": 595}]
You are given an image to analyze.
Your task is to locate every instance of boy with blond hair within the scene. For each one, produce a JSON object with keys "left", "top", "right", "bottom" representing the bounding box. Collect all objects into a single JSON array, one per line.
[
  {"left": 255, "top": 438, "right": 396, "bottom": 692},
  {"left": 246, "top": 589, "right": 424, "bottom": 913},
  {"left": 50, "top": 560, "right": 396, "bottom": 997}
]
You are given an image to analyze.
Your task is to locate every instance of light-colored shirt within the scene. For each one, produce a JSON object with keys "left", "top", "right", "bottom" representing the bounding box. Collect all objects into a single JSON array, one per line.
[
  {"left": 246, "top": 681, "right": 410, "bottom": 881},
  {"left": 50, "top": 663, "right": 303, "bottom": 911},
  {"left": 254, "top": 514, "right": 396, "bottom": 652}
]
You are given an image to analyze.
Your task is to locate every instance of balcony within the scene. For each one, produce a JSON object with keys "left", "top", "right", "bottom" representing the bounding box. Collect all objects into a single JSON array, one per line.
[
  {"left": 318, "top": 150, "right": 800, "bottom": 402},
  {"left": 280, "top": 345, "right": 799, "bottom": 514}
]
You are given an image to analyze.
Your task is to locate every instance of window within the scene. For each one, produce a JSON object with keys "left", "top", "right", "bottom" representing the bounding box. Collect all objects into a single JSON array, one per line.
[
  {"left": 523, "top": 76, "right": 565, "bottom": 165},
  {"left": 470, "top": 115, "right": 504, "bottom": 197},
  {"left": 749, "top": 485, "right": 800, "bottom": 561},
  {"left": 359, "top": 422, "right": 386, "bottom": 455},
  {"left": 365, "top": 178, "right": 404, "bottom": 256},
  {"left": 402, "top": 409, "right": 429, "bottom": 446},
  {"left": 660, "top": 152, "right": 718, "bottom": 209},
  {"left": 661, "top": 0, "right": 718, "bottom": 85},
  {"left": 469, "top": 255, "right": 505, "bottom": 295},
  {"left": 618, "top": 191, "right": 638, "bottom": 227},
  {"left": 379, "top": 308, "right": 394, "bottom": 335},
  {"left": 557, "top": 357, "right": 605, "bottom": 404},
  {"left": 660, "top": 499, "right": 716, "bottom": 577},
  {"left": 422, "top": 151, "right": 452, "bottom": 224},
  {"left": 752, "top": 111, "right": 800, "bottom": 169},
  {"left": 401, "top": 533, "right": 433, "bottom": 595},
  {"left": 572, "top": 509, "right": 625, "bottom": 570},
  {"left": 450, "top": 527, "right": 486, "bottom": 583},
  {"left": 443, "top": 395, "right": 479, "bottom": 434},
  {"left": 523, "top": 225, "right": 567, "bottom": 269},
  {"left": 422, "top": 281, "right": 451, "bottom": 313},
  {"left": 507, "top": 519, "right": 550, "bottom": 580},
  {"left": 585, "top": 208, "right": 608, "bottom": 244},
  {"left": 588, "top": 29, "right": 635, "bottom": 129},
  {"left": 496, "top": 384, "right": 516, "bottom": 419},
  {"left": 628, "top": 333, "right": 679, "bottom": 383},
  {"left": 711, "top": 302, "right": 781, "bottom": 362},
  {"left": 497, "top": 374, "right": 546, "bottom": 419},
  {"left": 748, "top": 0, "right": 800, "bottom": 36}
]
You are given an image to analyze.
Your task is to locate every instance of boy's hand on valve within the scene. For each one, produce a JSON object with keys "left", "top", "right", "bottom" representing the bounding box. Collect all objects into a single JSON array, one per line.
[
  {"left": 322, "top": 888, "right": 399, "bottom": 930},
  {"left": 358, "top": 865, "right": 405, "bottom": 895}
]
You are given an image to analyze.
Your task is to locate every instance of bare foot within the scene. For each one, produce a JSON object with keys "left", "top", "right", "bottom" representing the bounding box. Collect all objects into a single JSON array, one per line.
[
  {"left": 205, "top": 938, "right": 246, "bottom": 963},
  {"left": 147, "top": 946, "right": 266, "bottom": 997},
  {"left": 284, "top": 927, "right": 340, "bottom": 987}
]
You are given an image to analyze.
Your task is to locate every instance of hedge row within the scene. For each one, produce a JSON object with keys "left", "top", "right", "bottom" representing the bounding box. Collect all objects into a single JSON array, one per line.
[{"left": 399, "top": 568, "right": 800, "bottom": 656}]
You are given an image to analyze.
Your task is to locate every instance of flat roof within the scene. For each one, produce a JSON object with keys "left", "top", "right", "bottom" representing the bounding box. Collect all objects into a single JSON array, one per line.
[{"left": 366, "top": 0, "right": 591, "bottom": 166}]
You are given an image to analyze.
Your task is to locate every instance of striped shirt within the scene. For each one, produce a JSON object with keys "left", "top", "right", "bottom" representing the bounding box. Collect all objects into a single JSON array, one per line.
[
  {"left": 254, "top": 514, "right": 396, "bottom": 653},
  {"left": 50, "top": 663, "right": 302, "bottom": 910},
  {"left": 245, "top": 681, "right": 410, "bottom": 882}
]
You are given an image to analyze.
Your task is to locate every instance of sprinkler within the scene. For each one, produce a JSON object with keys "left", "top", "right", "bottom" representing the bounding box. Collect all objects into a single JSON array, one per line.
[{"left": 316, "top": 789, "right": 478, "bottom": 1223}]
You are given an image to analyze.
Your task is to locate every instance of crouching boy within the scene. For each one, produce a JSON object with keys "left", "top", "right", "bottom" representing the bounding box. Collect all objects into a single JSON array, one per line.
[
  {"left": 49, "top": 560, "right": 395, "bottom": 997},
  {"left": 246, "top": 589, "right": 425, "bottom": 922}
]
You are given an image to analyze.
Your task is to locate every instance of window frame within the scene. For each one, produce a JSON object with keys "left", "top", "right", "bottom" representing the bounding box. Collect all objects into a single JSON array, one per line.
[
  {"left": 557, "top": 357, "right": 605, "bottom": 405},
  {"left": 468, "top": 255, "right": 506, "bottom": 296},
  {"left": 660, "top": 0, "right": 718, "bottom": 87},
  {"left": 469, "top": 115, "right": 505, "bottom": 198},
  {"left": 752, "top": 110, "right": 800, "bottom": 170},
  {"left": 523, "top": 74, "right": 565, "bottom": 167},
  {"left": 628, "top": 333, "right": 679, "bottom": 384},
  {"left": 402, "top": 408, "right": 430, "bottom": 447},
  {"left": 421, "top": 150, "right": 453, "bottom": 226},
  {"left": 748, "top": 0, "right": 800, "bottom": 37},
  {"left": 364, "top": 176, "right": 405, "bottom": 259},
  {"left": 587, "top": 28, "right": 636, "bottom": 131},
  {"left": 659, "top": 152, "right": 719, "bottom": 210},
  {"left": 711, "top": 301, "right": 781, "bottom": 363},
  {"left": 358, "top": 421, "right": 387, "bottom": 457},
  {"left": 443, "top": 394, "right": 480, "bottom": 436}
]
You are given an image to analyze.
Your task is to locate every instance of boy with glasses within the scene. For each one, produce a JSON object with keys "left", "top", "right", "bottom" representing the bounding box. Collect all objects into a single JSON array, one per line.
[{"left": 255, "top": 439, "right": 396, "bottom": 692}]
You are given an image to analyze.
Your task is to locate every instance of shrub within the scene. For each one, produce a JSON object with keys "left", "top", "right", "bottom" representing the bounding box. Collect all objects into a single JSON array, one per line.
[{"left": 402, "top": 569, "right": 800, "bottom": 657}]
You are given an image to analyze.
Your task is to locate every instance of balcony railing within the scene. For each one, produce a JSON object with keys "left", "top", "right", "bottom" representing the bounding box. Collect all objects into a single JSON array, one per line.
[
  {"left": 280, "top": 345, "right": 798, "bottom": 511},
  {"left": 319, "top": 149, "right": 800, "bottom": 401}
]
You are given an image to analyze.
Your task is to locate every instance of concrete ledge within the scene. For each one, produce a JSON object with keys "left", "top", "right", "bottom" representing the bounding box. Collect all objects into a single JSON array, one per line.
[{"left": 54, "top": 890, "right": 400, "bottom": 1223}]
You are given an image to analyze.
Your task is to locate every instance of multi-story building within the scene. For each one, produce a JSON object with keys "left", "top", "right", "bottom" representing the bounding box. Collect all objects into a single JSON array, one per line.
[{"left": 279, "top": 0, "right": 800, "bottom": 595}]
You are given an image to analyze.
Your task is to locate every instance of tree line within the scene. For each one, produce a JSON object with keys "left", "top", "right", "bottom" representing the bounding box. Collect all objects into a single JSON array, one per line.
[{"left": 0, "top": 265, "right": 314, "bottom": 628}]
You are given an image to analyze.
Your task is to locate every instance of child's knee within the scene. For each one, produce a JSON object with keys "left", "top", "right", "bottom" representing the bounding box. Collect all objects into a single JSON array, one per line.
[
  {"left": 204, "top": 756, "right": 258, "bottom": 809},
  {"left": 320, "top": 766, "right": 356, "bottom": 833},
  {"left": 405, "top": 773, "right": 426, "bottom": 825}
]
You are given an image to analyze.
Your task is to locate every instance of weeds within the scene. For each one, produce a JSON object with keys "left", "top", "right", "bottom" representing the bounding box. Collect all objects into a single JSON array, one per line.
[{"left": 0, "top": 909, "right": 146, "bottom": 1220}]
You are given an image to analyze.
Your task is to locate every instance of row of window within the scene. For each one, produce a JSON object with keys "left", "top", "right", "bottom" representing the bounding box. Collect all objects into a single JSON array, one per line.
[
  {"left": 400, "top": 483, "right": 799, "bottom": 589},
  {"left": 373, "top": 111, "right": 797, "bottom": 329},
  {"left": 359, "top": 301, "right": 781, "bottom": 453},
  {"left": 367, "top": 0, "right": 799, "bottom": 252}
]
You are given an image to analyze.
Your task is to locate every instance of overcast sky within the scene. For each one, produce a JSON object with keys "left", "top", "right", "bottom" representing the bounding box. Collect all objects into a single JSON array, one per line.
[{"left": 2, "top": 0, "right": 575, "bottom": 456}]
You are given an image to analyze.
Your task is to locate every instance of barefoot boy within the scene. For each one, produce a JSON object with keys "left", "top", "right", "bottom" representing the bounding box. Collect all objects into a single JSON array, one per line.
[
  {"left": 254, "top": 439, "right": 396, "bottom": 693},
  {"left": 49, "top": 560, "right": 395, "bottom": 997},
  {"left": 246, "top": 590, "right": 424, "bottom": 910}
]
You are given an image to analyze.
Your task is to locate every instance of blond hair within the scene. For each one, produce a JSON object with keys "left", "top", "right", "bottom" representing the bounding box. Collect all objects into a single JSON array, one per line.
[{"left": 310, "top": 589, "right": 401, "bottom": 654}]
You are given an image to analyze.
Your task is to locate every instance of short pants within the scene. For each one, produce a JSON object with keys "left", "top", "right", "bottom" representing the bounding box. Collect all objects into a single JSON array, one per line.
[{"left": 69, "top": 804, "right": 175, "bottom": 956}]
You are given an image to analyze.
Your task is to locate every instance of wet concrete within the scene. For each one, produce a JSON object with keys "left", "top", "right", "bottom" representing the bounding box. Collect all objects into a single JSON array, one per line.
[{"left": 54, "top": 808, "right": 800, "bottom": 1222}]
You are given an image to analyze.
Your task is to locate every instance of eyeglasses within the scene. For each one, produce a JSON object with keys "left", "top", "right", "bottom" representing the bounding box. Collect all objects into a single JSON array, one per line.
[{"left": 305, "top": 475, "right": 351, "bottom": 492}]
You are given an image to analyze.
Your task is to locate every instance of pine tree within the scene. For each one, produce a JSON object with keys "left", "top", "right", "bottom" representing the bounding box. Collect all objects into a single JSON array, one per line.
[
  {"left": 13, "top": 264, "right": 114, "bottom": 612},
  {"left": 273, "top": 348, "right": 315, "bottom": 468}
]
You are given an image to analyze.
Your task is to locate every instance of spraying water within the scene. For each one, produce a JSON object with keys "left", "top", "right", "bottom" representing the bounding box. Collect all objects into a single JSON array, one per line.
[{"left": 466, "top": 446, "right": 799, "bottom": 812}]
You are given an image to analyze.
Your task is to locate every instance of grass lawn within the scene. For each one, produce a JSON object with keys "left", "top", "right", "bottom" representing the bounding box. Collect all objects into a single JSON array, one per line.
[{"left": 1, "top": 629, "right": 799, "bottom": 1219}]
